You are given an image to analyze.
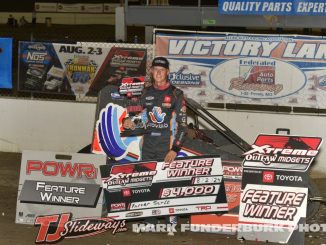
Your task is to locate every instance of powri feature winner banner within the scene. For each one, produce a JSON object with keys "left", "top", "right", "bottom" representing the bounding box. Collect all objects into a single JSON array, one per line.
[
  {"left": 155, "top": 32, "right": 326, "bottom": 109},
  {"left": 219, "top": 0, "right": 326, "bottom": 16}
]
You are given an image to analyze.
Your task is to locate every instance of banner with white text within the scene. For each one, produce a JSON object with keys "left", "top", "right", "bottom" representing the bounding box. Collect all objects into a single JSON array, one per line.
[
  {"left": 16, "top": 150, "right": 107, "bottom": 225},
  {"left": 218, "top": 0, "right": 326, "bottom": 16}
]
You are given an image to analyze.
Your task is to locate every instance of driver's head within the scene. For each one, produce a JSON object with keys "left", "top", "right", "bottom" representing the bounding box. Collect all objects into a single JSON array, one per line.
[{"left": 151, "top": 57, "right": 170, "bottom": 85}]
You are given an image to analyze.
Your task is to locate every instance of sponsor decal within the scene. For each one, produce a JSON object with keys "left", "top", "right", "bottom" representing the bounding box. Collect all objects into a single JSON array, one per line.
[
  {"left": 276, "top": 174, "right": 303, "bottom": 182},
  {"left": 152, "top": 209, "right": 161, "bottom": 215},
  {"left": 164, "top": 95, "right": 171, "bottom": 103},
  {"left": 103, "top": 162, "right": 157, "bottom": 188},
  {"left": 34, "top": 213, "right": 126, "bottom": 243},
  {"left": 111, "top": 203, "right": 126, "bottom": 211},
  {"left": 146, "top": 96, "right": 154, "bottom": 100},
  {"left": 195, "top": 205, "right": 212, "bottom": 211},
  {"left": 132, "top": 188, "right": 150, "bottom": 194},
  {"left": 149, "top": 106, "right": 166, "bottom": 124},
  {"left": 168, "top": 65, "right": 201, "bottom": 86},
  {"left": 210, "top": 58, "right": 306, "bottom": 99},
  {"left": 243, "top": 135, "right": 322, "bottom": 171},
  {"left": 262, "top": 171, "right": 274, "bottom": 183},
  {"left": 110, "top": 49, "right": 146, "bottom": 68},
  {"left": 95, "top": 103, "right": 140, "bottom": 162},
  {"left": 126, "top": 211, "right": 143, "bottom": 217},
  {"left": 119, "top": 77, "right": 145, "bottom": 96},
  {"left": 26, "top": 160, "right": 97, "bottom": 179},
  {"left": 65, "top": 56, "right": 97, "bottom": 94},
  {"left": 21, "top": 44, "right": 51, "bottom": 65},
  {"left": 312, "top": 74, "right": 326, "bottom": 91},
  {"left": 28, "top": 43, "right": 46, "bottom": 51},
  {"left": 122, "top": 189, "right": 132, "bottom": 197},
  {"left": 223, "top": 165, "right": 242, "bottom": 179},
  {"left": 111, "top": 92, "right": 123, "bottom": 99}
]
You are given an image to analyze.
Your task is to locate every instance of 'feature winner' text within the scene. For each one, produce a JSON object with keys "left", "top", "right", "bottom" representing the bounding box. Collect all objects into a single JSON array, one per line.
[{"left": 162, "top": 158, "right": 213, "bottom": 177}]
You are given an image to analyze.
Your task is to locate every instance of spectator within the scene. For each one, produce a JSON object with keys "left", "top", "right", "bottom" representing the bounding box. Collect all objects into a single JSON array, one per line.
[
  {"left": 19, "top": 16, "right": 28, "bottom": 27},
  {"left": 32, "top": 11, "right": 36, "bottom": 24},
  {"left": 7, "top": 15, "right": 14, "bottom": 26}
]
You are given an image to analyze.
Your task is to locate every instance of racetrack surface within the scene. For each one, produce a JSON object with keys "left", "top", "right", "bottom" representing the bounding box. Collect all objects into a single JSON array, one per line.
[{"left": 0, "top": 152, "right": 325, "bottom": 245}]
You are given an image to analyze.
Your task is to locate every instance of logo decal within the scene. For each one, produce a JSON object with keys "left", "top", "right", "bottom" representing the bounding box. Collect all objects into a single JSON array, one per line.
[
  {"left": 263, "top": 171, "right": 274, "bottom": 183},
  {"left": 149, "top": 106, "right": 166, "bottom": 123},
  {"left": 34, "top": 213, "right": 126, "bottom": 243},
  {"left": 95, "top": 103, "right": 140, "bottom": 162}
]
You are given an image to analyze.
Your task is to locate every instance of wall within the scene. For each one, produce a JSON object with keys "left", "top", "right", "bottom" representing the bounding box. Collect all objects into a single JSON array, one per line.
[
  {"left": 0, "top": 97, "right": 325, "bottom": 178},
  {"left": 0, "top": 98, "right": 96, "bottom": 153}
]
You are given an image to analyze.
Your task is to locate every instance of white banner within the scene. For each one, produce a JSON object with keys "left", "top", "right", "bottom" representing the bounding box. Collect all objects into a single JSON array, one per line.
[
  {"left": 155, "top": 30, "right": 326, "bottom": 109},
  {"left": 57, "top": 3, "right": 83, "bottom": 13},
  {"left": 34, "top": 2, "right": 57, "bottom": 12},
  {"left": 103, "top": 3, "right": 121, "bottom": 13}
]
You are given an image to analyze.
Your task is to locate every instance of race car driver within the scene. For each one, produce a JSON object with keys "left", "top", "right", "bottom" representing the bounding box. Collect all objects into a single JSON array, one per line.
[
  {"left": 123, "top": 57, "right": 188, "bottom": 233},
  {"left": 123, "top": 56, "right": 188, "bottom": 164}
]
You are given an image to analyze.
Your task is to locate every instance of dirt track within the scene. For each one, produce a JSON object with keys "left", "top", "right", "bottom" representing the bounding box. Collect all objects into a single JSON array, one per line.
[{"left": 0, "top": 152, "right": 325, "bottom": 245}]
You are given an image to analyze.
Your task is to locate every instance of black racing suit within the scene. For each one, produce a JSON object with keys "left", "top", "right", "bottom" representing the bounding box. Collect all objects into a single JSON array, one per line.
[{"left": 140, "top": 83, "right": 187, "bottom": 161}]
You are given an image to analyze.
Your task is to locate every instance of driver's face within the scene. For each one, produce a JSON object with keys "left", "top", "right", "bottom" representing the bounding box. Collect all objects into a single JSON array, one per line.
[{"left": 151, "top": 66, "right": 169, "bottom": 85}]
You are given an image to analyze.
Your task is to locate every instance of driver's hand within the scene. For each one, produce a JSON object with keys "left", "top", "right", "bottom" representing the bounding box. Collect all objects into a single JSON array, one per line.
[
  {"left": 123, "top": 118, "right": 136, "bottom": 130},
  {"left": 164, "top": 150, "right": 177, "bottom": 164}
]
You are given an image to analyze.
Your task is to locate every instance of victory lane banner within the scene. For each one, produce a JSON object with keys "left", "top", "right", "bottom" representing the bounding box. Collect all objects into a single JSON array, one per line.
[
  {"left": 155, "top": 30, "right": 326, "bottom": 109},
  {"left": 238, "top": 134, "right": 322, "bottom": 244},
  {"left": 100, "top": 155, "right": 228, "bottom": 220},
  {"left": 16, "top": 150, "right": 107, "bottom": 225}
]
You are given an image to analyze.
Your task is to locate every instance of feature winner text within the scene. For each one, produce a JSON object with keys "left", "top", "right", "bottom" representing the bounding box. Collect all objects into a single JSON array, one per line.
[
  {"left": 162, "top": 158, "right": 213, "bottom": 177},
  {"left": 242, "top": 189, "right": 306, "bottom": 221},
  {"left": 36, "top": 181, "right": 85, "bottom": 204}
]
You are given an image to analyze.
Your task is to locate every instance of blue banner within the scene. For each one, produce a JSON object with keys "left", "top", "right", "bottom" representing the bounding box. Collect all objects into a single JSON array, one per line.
[
  {"left": 0, "top": 38, "right": 12, "bottom": 89},
  {"left": 218, "top": 0, "right": 326, "bottom": 16}
]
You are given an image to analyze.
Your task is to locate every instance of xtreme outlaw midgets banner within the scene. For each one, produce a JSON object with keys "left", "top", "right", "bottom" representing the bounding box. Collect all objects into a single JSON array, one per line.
[
  {"left": 238, "top": 134, "right": 322, "bottom": 244},
  {"left": 100, "top": 155, "right": 228, "bottom": 220}
]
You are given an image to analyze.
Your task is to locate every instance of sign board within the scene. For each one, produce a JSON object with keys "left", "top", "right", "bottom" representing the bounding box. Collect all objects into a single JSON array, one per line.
[
  {"left": 18, "top": 41, "right": 149, "bottom": 97},
  {"left": 238, "top": 134, "right": 322, "bottom": 244},
  {"left": 16, "top": 150, "right": 107, "bottom": 225},
  {"left": 100, "top": 156, "right": 228, "bottom": 220},
  {"left": 0, "top": 38, "right": 12, "bottom": 89},
  {"left": 155, "top": 31, "right": 326, "bottom": 109},
  {"left": 219, "top": 0, "right": 326, "bottom": 16}
]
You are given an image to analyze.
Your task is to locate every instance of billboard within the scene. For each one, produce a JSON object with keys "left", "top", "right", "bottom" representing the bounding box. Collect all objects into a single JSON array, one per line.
[
  {"left": 0, "top": 38, "right": 12, "bottom": 89},
  {"left": 155, "top": 31, "right": 326, "bottom": 109},
  {"left": 219, "top": 0, "right": 326, "bottom": 16},
  {"left": 18, "top": 41, "right": 150, "bottom": 97}
]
